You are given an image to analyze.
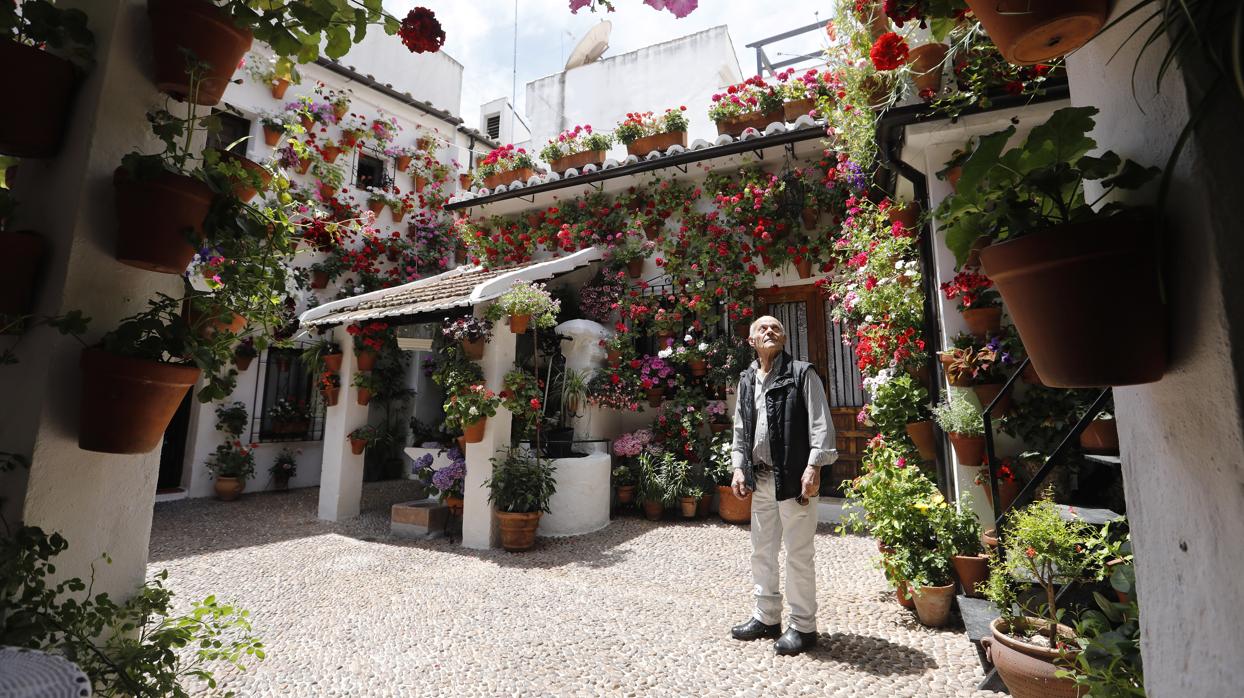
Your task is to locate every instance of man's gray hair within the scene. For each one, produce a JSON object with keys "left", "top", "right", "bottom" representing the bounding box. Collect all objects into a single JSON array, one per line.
[{"left": 749, "top": 316, "right": 786, "bottom": 336}]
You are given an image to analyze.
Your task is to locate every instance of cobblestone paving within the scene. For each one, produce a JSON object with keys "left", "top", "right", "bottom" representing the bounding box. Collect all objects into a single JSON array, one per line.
[{"left": 149, "top": 481, "right": 1004, "bottom": 697}]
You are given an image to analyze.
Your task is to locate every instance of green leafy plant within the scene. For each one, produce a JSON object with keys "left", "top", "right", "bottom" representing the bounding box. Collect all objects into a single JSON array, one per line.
[
  {"left": 214, "top": 401, "right": 249, "bottom": 437},
  {"left": 485, "top": 449, "right": 557, "bottom": 514},
  {"left": 614, "top": 107, "right": 689, "bottom": 144},
  {"left": 1061, "top": 579, "right": 1144, "bottom": 697},
  {"left": 0, "top": 0, "right": 95, "bottom": 66},
  {"left": 941, "top": 494, "right": 984, "bottom": 558},
  {"left": 931, "top": 392, "right": 983, "bottom": 436},
  {"left": 935, "top": 107, "right": 1159, "bottom": 266},
  {"left": 486, "top": 281, "right": 561, "bottom": 330},
  {"left": 443, "top": 383, "right": 499, "bottom": 431},
  {"left": 864, "top": 371, "right": 929, "bottom": 440},
  {"left": 635, "top": 450, "right": 678, "bottom": 505},
  {"left": 1, "top": 526, "right": 264, "bottom": 697},
  {"left": 216, "top": 1, "right": 403, "bottom": 62}
]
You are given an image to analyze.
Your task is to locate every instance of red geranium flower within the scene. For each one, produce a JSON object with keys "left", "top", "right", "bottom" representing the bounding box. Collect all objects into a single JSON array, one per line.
[
  {"left": 399, "top": 7, "right": 446, "bottom": 54},
  {"left": 870, "top": 32, "right": 909, "bottom": 71}
]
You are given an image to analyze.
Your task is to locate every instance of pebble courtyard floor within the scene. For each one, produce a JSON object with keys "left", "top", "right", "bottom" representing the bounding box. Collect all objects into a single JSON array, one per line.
[{"left": 149, "top": 481, "right": 1005, "bottom": 697}]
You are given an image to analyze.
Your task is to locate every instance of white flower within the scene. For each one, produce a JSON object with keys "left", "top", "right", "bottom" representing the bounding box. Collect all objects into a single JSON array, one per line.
[
  {"left": 683, "top": 334, "right": 693, "bottom": 342},
  {"left": 864, "top": 315, "right": 874, "bottom": 323},
  {"left": 698, "top": 342, "right": 708, "bottom": 351},
  {"left": 657, "top": 348, "right": 672, "bottom": 359}
]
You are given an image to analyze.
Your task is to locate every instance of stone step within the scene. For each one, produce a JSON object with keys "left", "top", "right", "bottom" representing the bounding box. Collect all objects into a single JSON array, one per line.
[{"left": 958, "top": 595, "right": 1009, "bottom": 693}]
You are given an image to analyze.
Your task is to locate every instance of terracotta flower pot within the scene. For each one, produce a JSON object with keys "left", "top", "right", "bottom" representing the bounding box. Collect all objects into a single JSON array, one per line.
[
  {"left": 896, "top": 581, "right": 916, "bottom": 609},
  {"left": 982, "top": 478, "right": 1023, "bottom": 514},
  {"left": 908, "top": 43, "right": 949, "bottom": 95},
  {"left": 497, "top": 511, "right": 542, "bottom": 551},
  {"left": 0, "top": 40, "right": 79, "bottom": 158},
  {"left": 962, "top": 306, "right": 1003, "bottom": 339},
  {"left": 321, "top": 385, "right": 339, "bottom": 407},
  {"left": 148, "top": 0, "right": 253, "bottom": 106},
  {"left": 333, "top": 103, "right": 348, "bottom": 121},
  {"left": 626, "top": 130, "right": 687, "bottom": 157},
  {"left": 1080, "top": 418, "right": 1120, "bottom": 455},
  {"left": 626, "top": 259, "right": 644, "bottom": 279},
  {"left": 715, "top": 110, "right": 781, "bottom": 138},
  {"left": 311, "top": 270, "right": 329, "bottom": 289},
  {"left": 973, "top": 383, "right": 1012, "bottom": 418},
  {"left": 1021, "top": 361, "right": 1045, "bottom": 386},
  {"left": 965, "top": 0, "right": 1107, "bottom": 65},
  {"left": 321, "top": 144, "right": 342, "bottom": 164},
  {"left": 948, "top": 432, "right": 985, "bottom": 466},
  {"left": 952, "top": 554, "right": 990, "bottom": 598},
  {"left": 549, "top": 149, "right": 607, "bottom": 174},
  {"left": 983, "top": 528, "right": 999, "bottom": 548},
  {"left": 982, "top": 617, "right": 1081, "bottom": 698},
  {"left": 214, "top": 476, "right": 245, "bottom": 501},
  {"left": 273, "top": 472, "right": 290, "bottom": 491},
  {"left": 355, "top": 350, "right": 377, "bottom": 371},
  {"left": 458, "top": 173, "right": 473, "bottom": 190},
  {"left": 689, "top": 359, "right": 707, "bottom": 377},
  {"left": 800, "top": 207, "right": 820, "bottom": 230},
  {"left": 905, "top": 420, "right": 937, "bottom": 461},
  {"left": 794, "top": 258, "right": 813, "bottom": 279},
  {"left": 646, "top": 388, "right": 664, "bottom": 408},
  {"left": 463, "top": 337, "right": 485, "bottom": 360},
  {"left": 367, "top": 199, "right": 385, "bottom": 216},
  {"left": 482, "top": 167, "right": 535, "bottom": 190},
  {"left": 390, "top": 206, "right": 405, "bottom": 223},
  {"left": 679, "top": 496, "right": 698, "bottom": 518},
  {"left": 349, "top": 437, "right": 366, "bottom": 455},
  {"left": 219, "top": 150, "right": 271, "bottom": 203},
  {"left": 463, "top": 418, "right": 486, "bottom": 443},
  {"left": 356, "top": 387, "right": 372, "bottom": 406},
  {"left": 323, "top": 353, "right": 343, "bottom": 372},
  {"left": 262, "top": 125, "right": 282, "bottom": 147},
  {"left": 981, "top": 216, "right": 1166, "bottom": 387},
  {"left": 698, "top": 493, "right": 712, "bottom": 517},
  {"left": 717, "top": 485, "right": 751, "bottom": 524},
  {"left": 509, "top": 314, "right": 530, "bottom": 334},
  {"left": 395, "top": 154, "right": 413, "bottom": 172},
  {"left": 783, "top": 97, "right": 818, "bottom": 122},
  {"left": 0, "top": 230, "right": 45, "bottom": 318},
  {"left": 455, "top": 436, "right": 466, "bottom": 453},
  {"left": 616, "top": 485, "right": 636, "bottom": 504},
  {"left": 183, "top": 301, "right": 246, "bottom": 339},
  {"left": 113, "top": 168, "right": 212, "bottom": 274},
  {"left": 78, "top": 348, "right": 201, "bottom": 454},
  {"left": 445, "top": 496, "right": 464, "bottom": 516},
  {"left": 642, "top": 500, "right": 664, "bottom": 521},
  {"left": 606, "top": 349, "right": 621, "bottom": 368},
  {"left": 912, "top": 583, "right": 956, "bottom": 627},
  {"left": 945, "top": 165, "right": 963, "bottom": 192},
  {"left": 233, "top": 353, "right": 254, "bottom": 371},
  {"left": 270, "top": 77, "right": 290, "bottom": 99},
  {"left": 296, "top": 157, "right": 311, "bottom": 175}
]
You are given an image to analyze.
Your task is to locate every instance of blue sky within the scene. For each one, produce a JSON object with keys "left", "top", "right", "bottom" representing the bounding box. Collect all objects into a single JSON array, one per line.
[{"left": 389, "top": 0, "right": 833, "bottom": 129}]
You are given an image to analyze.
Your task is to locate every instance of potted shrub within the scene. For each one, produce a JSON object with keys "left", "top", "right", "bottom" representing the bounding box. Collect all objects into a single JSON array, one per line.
[
  {"left": 433, "top": 447, "right": 466, "bottom": 515},
  {"left": 269, "top": 447, "right": 298, "bottom": 491},
  {"left": 940, "top": 270, "right": 1002, "bottom": 339},
  {"left": 0, "top": 1, "right": 93, "bottom": 157},
  {"left": 964, "top": 0, "right": 1107, "bottom": 65},
  {"left": 473, "top": 143, "right": 537, "bottom": 190},
  {"left": 539, "top": 124, "right": 614, "bottom": 174},
  {"left": 147, "top": 0, "right": 254, "bottom": 106},
  {"left": 205, "top": 440, "right": 255, "bottom": 501},
  {"left": 346, "top": 321, "right": 388, "bottom": 370},
  {"left": 486, "top": 450, "right": 557, "bottom": 552},
  {"left": 611, "top": 462, "right": 637, "bottom": 505},
  {"left": 981, "top": 500, "right": 1093, "bottom": 697},
  {"left": 636, "top": 451, "right": 676, "bottom": 521},
  {"left": 232, "top": 337, "right": 258, "bottom": 371},
  {"left": 615, "top": 107, "right": 689, "bottom": 157},
  {"left": 609, "top": 233, "right": 652, "bottom": 279},
  {"left": 441, "top": 315, "right": 493, "bottom": 360},
  {"left": 943, "top": 495, "right": 989, "bottom": 598},
  {"left": 352, "top": 370, "right": 378, "bottom": 406},
  {"left": 445, "top": 383, "right": 499, "bottom": 444},
  {"left": 319, "top": 370, "right": 341, "bottom": 407},
  {"left": 485, "top": 280, "right": 560, "bottom": 335},
  {"left": 900, "top": 493, "right": 957, "bottom": 627},
  {"left": 936, "top": 107, "right": 1163, "bottom": 387},
  {"left": 348, "top": 424, "right": 379, "bottom": 456},
  {"left": 707, "top": 433, "right": 750, "bottom": 524},
  {"left": 708, "top": 76, "right": 785, "bottom": 137},
  {"left": 932, "top": 393, "right": 985, "bottom": 466}
]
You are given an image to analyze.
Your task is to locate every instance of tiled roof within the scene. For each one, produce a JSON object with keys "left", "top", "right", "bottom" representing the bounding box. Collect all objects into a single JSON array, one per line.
[{"left": 300, "top": 247, "right": 602, "bottom": 328}]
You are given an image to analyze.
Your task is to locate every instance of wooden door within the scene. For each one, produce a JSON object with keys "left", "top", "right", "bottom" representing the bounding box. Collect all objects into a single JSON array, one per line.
[{"left": 756, "top": 284, "right": 872, "bottom": 497}]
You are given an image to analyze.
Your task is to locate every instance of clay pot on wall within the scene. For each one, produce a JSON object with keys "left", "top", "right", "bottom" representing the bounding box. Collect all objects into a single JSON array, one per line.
[
  {"left": 356, "top": 387, "right": 372, "bottom": 406},
  {"left": 1079, "top": 418, "right": 1120, "bottom": 454},
  {"left": 262, "top": 125, "right": 283, "bottom": 147},
  {"left": 905, "top": 420, "right": 937, "bottom": 461},
  {"left": 78, "top": 348, "right": 201, "bottom": 454},
  {"left": 626, "top": 259, "right": 644, "bottom": 279},
  {"left": 0, "top": 39, "right": 79, "bottom": 157},
  {"left": 323, "top": 353, "right": 343, "bottom": 372},
  {"left": 794, "top": 258, "right": 813, "bottom": 279},
  {"left": 462, "top": 418, "right": 486, "bottom": 443},
  {"left": 908, "top": 43, "right": 949, "bottom": 95},
  {"left": 463, "top": 337, "right": 485, "bottom": 360},
  {"left": 962, "top": 306, "right": 1003, "bottom": 339},
  {"left": 973, "top": 383, "right": 1012, "bottom": 418},
  {"left": 349, "top": 437, "right": 366, "bottom": 455},
  {"left": 148, "top": 0, "right": 254, "bottom": 106},
  {"left": 509, "top": 314, "right": 531, "bottom": 334},
  {"left": 321, "top": 385, "right": 340, "bottom": 407},
  {"left": 219, "top": 150, "right": 272, "bottom": 203},
  {"left": 270, "top": 77, "right": 290, "bottom": 99},
  {"left": 355, "top": 350, "right": 377, "bottom": 371},
  {"left": 113, "top": 168, "right": 212, "bottom": 274},
  {"left": 948, "top": 432, "right": 985, "bottom": 466},
  {"left": 625, "top": 130, "right": 687, "bottom": 158},
  {"left": 964, "top": 0, "right": 1107, "bottom": 65}
]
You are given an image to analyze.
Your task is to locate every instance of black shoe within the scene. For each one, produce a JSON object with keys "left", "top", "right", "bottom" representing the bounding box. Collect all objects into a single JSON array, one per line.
[
  {"left": 774, "top": 626, "right": 818, "bottom": 655},
  {"left": 730, "top": 618, "right": 781, "bottom": 641}
]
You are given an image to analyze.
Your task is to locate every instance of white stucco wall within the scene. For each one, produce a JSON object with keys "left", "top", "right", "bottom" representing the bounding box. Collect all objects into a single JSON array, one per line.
[
  {"left": 524, "top": 26, "right": 743, "bottom": 155},
  {"left": 329, "top": 29, "right": 465, "bottom": 118}
]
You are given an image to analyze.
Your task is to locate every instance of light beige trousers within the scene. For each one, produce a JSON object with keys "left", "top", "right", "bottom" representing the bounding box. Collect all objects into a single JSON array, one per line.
[{"left": 749, "top": 470, "right": 819, "bottom": 633}]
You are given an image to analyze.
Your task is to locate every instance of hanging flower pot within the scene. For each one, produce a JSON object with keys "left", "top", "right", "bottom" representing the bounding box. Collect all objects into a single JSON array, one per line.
[
  {"left": 113, "top": 167, "right": 212, "bottom": 274},
  {"left": 1021, "top": 361, "right": 1045, "bottom": 386},
  {"left": 332, "top": 103, "right": 348, "bottom": 121},
  {"left": 462, "top": 337, "right": 485, "bottom": 360},
  {"left": 641, "top": 500, "right": 664, "bottom": 521},
  {"left": 262, "top": 125, "right": 282, "bottom": 147},
  {"left": 349, "top": 437, "right": 366, "bottom": 455},
  {"left": 497, "top": 511, "right": 542, "bottom": 551},
  {"left": 323, "top": 353, "right": 343, "bottom": 372},
  {"left": 183, "top": 300, "right": 246, "bottom": 339},
  {"left": 509, "top": 314, "right": 531, "bottom": 334},
  {"left": 912, "top": 583, "right": 956, "bottom": 627},
  {"left": 395, "top": 154, "right": 413, "bottom": 172},
  {"left": 390, "top": 206, "right": 405, "bottom": 223},
  {"left": 0, "top": 230, "right": 45, "bottom": 318},
  {"left": 356, "top": 387, "right": 372, "bottom": 406},
  {"left": 678, "top": 496, "right": 698, "bottom": 518},
  {"left": 794, "top": 258, "right": 813, "bottom": 279},
  {"left": 626, "top": 259, "right": 644, "bottom": 279},
  {"left": 643, "top": 220, "right": 662, "bottom": 241},
  {"left": 905, "top": 420, "right": 937, "bottom": 461},
  {"left": 367, "top": 198, "right": 386, "bottom": 216},
  {"left": 341, "top": 131, "right": 360, "bottom": 148},
  {"left": 233, "top": 352, "right": 253, "bottom": 371},
  {"left": 626, "top": 130, "right": 687, "bottom": 158},
  {"left": 973, "top": 383, "right": 1012, "bottom": 418},
  {"left": 463, "top": 418, "right": 486, "bottom": 443},
  {"left": 948, "top": 432, "right": 985, "bottom": 466},
  {"left": 606, "top": 349, "right": 621, "bottom": 368},
  {"left": 549, "top": 149, "right": 607, "bottom": 175},
  {"left": 214, "top": 476, "right": 244, "bottom": 501},
  {"left": 78, "top": 348, "right": 201, "bottom": 454},
  {"left": 646, "top": 387, "right": 664, "bottom": 408},
  {"left": 962, "top": 306, "right": 1002, "bottom": 339},
  {"left": 1080, "top": 418, "right": 1119, "bottom": 455},
  {"left": 321, "top": 385, "right": 340, "bottom": 407},
  {"left": 219, "top": 150, "right": 271, "bottom": 203},
  {"left": 964, "top": 0, "right": 1108, "bottom": 65},
  {"left": 615, "top": 485, "right": 635, "bottom": 504},
  {"left": 310, "top": 270, "right": 329, "bottom": 289},
  {"left": 296, "top": 157, "right": 311, "bottom": 175},
  {"left": 270, "top": 77, "right": 290, "bottom": 99},
  {"left": 321, "top": 144, "right": 342, "bottom": 164},
  {"left": 147, "top": 0, "right": 254, "bottom": 106},
  {"left": 0, "top": 40, "right": 79, "bottom": 158},
  {"left": 800, "top": 207, "right": 819, "bottom": 230},
  {"left": 689, "top": 359, "right": 707, "bottom": 377},
  {"left": 952, "top": 554, "right": 990, "bottom": 598},
  {"left": 980, "top": 216, "right": 1166, "bottom": 387},
  {"left": 981, "top": 477, "right": 1022, "bottom": 513},
  {"left": 355, "top": 350, "right": 377, "bottom": 371},
  {"left": 908, "top": 43, "right": 949, "bottom": 95}
]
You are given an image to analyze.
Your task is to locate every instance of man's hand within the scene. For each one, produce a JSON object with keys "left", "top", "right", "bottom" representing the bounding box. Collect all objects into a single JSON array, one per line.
[
  {"left": 731, "top": 469, "right": 750, "bottom": 499},
  {"left": 801, "top": 466, "right": 820, "bottom": 499}
]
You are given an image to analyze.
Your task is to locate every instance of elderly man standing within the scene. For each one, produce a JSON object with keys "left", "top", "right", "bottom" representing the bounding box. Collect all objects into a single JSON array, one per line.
[{"left": 728, "top": 315, "right": 837, "bottom": 656}]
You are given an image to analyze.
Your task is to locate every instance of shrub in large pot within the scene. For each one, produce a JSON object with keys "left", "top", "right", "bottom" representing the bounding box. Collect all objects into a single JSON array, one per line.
[
  {"left": 485, "top": 279, "right": 560, "bottom": 335},
  {"left": 486, "top": 449, "right": 557, "bottom": 552},
  {"left": 616, "top": 107, "right": 688, "bottom": 157},
  {"left": 980, "top": 499, "right": 1093, "bottom": 697},
  {"left": 540, "top": 125, "right": 612, "bottom": 174},
  {"left": 937, "top": 107, "right": 1165, "bottom": 387},
  {"left": 933, "top": 392, "right": 986, "bottom": 466},
  {"left": 0, "top": 2, "right": 93, "bottom": 157}
]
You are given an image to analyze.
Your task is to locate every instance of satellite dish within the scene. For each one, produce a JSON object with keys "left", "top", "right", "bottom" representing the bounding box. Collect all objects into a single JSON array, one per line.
[{"left": 565, "top": 21, "right": 611, "bottom": 70}]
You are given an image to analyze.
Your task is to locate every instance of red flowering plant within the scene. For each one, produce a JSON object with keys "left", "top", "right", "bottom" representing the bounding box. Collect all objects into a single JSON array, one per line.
[
  {"left": 870, "top": 31, "right": 910, "bottom": 71},
  {"left": 443, "top": 383, "right": 499, "bottom": 431},
  {"left": 472, "top": 144, "right": 537, "bottom": 186},
  {"left": 653, "top": 389, "right": 709, "bottom": 461},
  {"left": 940, "top": 270, "right": 1000, "bottom": 310},
  {"left": 579, "top": 269, "right": 627, "bottom": 323},
  {"left": 703, "top": 167, "right": 799, "bottom": 271},
  {"left": 587, "top": 365, "right": 642, "bottom": 411},
  {"left": 880, "top": 0, "right": 968, "bottom": 28},
  {"left": 614, "top": 107, "right": 689, "bottom": 145},
  {"left": 538, "top": 124, "right": 615, "bottom": 162},
  {"left": 825, "top": 197, "right": 924, "bottom": 339},
  {"left": 929, "top": 27, "right": 1058, "bottom": 119},
  {"left": 500, "top": 368, "right": 544, "bottom": 437},
  {"left": 398, "top": 7, "right": 445, "bottom": 54},
  {"left": 346, "top": 321, "right": 389, "bottom": 355},
  {"left": 974, "top": 458, "right": 1018, "bottom": 487},
  {"left": 707, "top": 75, "right": 785, "bottom": 123}
]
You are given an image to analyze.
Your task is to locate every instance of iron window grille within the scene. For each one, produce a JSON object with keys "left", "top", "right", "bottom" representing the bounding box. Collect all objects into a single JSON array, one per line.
[{"left": 250, "top": 346, "right": 325, "bottom": 444}]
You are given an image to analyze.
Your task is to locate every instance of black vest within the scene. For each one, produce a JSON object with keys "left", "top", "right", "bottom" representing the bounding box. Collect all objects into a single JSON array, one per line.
[{"left": 737, "top": 352, "right": 814, "bottom": 502}]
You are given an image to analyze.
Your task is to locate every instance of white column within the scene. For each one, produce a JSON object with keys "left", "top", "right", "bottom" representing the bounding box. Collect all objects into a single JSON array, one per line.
[
  {"left": 318, "top": 324, "right": 367, "bottom": 521},
  {"left": 462, "top": 307, "right": 516, "bottom": 549}
]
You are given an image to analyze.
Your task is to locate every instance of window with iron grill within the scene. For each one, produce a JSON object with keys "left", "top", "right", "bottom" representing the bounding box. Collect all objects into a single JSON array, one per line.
[{"left": 250, "top": 347, "right": 325, "bottom": 443}]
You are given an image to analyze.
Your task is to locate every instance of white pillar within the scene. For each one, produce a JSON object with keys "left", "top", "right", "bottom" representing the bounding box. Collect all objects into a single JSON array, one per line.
[
  {"left": 318, "top": 324, "right": 368, "bottom": 521},
  {"left": 462, "top": 307, "right": 516, "bottom": 549}
]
